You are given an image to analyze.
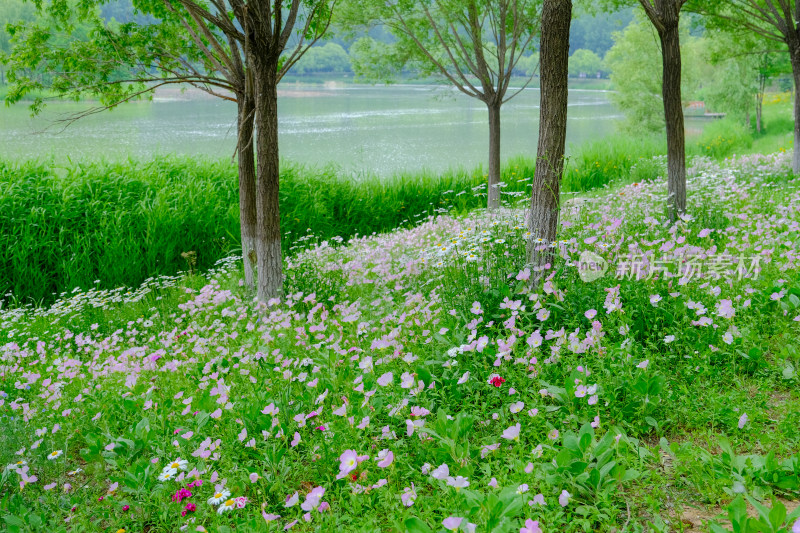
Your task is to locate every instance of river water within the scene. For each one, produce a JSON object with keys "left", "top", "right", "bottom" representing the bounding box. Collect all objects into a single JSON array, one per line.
[{"left": 2, "top": 83, "right": 644, "bottom": 176}]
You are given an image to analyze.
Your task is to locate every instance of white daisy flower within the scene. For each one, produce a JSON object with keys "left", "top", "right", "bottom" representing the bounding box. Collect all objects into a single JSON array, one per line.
[
  {"left": 47, "top": 450, "right": 63, "bottom": 460},
  {"left": 7, "top": 460, "right": 27, "bottom": 471},
  {"left": 207, "top": 489, "right": 231, "bottom": 505},
  {"left": 217, "top": 498, "right": 237, "bottom": 514},
  {"left": 165, "top": 458, "right": 188, "bottom": 471},
  {"left": 157, "top": 468, "right": 177, "bottom": 481}
]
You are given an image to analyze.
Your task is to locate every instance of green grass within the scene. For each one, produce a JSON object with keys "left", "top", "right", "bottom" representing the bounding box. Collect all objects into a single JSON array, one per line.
[
  {"left": 1, "top": 153, "right": 798, "bottom": 532},
  {"left": 0, "top": 157, "right": 536, "bottom": 306}
]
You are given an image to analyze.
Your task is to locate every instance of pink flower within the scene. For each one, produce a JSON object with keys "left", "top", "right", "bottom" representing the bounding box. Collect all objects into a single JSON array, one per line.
[
  {"left": 489, "top": 375, "right": 506, "bottom": 387},
  {"left": 559, "top": 489, "right": 571, "bottom": 507},
  {"left": 443, "top": 517, "right": 463, "bottom": 530},
  {"left": 377, "top": 372, "right": 393, "bottom": 386},
  {"left": 536, "top": 308, "right": 550, "bottom": 321},
  {"left": 249, "top": 473, "right": 259, "bottom": 483},
  {"left": 401, "top": 484, "right": 417, "bottom": 507},
  {"left": 529, "top": 493, "right": 546, "bottom": 506},
  {"left": 488, "top": 477, "right": 498, "bottom": 488},
  {"left": 301, "top": 487, "right": 325, "bottom": 511},
  {"left": 291, "top": 432, "right": 301, "bottom": 447},
  {"left": 336, "top": 450, "right": 359, "bottom": 479},
  {"left": 122, "top": 505, "right": 130, "bottom": 512},
  {"left": 284, "top": 492, "right": 299, "bottom": 508},
  {"left": 716, "top": 299, "right": 736, "bottom": 319},
  {"left": 172, "top": 488, "right": 192, "bottom": 502},
  {"left": 636, "top": 360, "right": 649, "bottom": 370},
  {"left": 376, "top": 449, "right": 394, "bottom": 468},
  {"left": 502, "top": 423, "right": 521, "bottom": 441},
  {"left": 521, "top": 519, "right": 543, "bottom": 533},
  {"left": 584, "top": 309, "right": 597, "bottom": 320}
]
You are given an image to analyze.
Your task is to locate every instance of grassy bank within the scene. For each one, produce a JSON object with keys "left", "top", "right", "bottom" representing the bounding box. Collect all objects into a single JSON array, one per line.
[
  {"left": 1, "top": 101, "right": 795, "bottom": 306},
  {"left": 1, "top": 154, "right": 798, "bottom": 532}
]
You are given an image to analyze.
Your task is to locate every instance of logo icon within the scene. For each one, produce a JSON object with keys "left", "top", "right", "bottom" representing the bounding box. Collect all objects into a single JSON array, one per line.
[{"left": 577, "top": 251, "right": 608, "bottom": 282}]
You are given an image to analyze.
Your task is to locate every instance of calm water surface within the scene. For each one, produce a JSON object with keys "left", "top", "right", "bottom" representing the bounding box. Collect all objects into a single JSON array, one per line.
[{"left": 1, "top": 83, "right": 631, "bottom": 176}]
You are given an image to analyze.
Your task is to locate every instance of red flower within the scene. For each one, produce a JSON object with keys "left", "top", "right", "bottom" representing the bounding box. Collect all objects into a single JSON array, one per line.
[{"left": 490, "top": 376, "right": 506, "bottom": 387}]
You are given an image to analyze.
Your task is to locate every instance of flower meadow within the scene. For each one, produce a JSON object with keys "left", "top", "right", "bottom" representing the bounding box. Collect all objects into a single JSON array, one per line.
[{"left": 2, "top": 153, "right": 800, "bottom": 532}]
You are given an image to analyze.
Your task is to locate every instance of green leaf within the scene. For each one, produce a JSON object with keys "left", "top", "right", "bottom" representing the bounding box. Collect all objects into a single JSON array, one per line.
[
  {"left": 767, "top": 500, "right": 786, "bottom": 531},
  {"left": 404, "top": 517, "right": 433, "bottom": 533},
  {"left": 416, "top": 366, "right": 432, "bottom": 388}
]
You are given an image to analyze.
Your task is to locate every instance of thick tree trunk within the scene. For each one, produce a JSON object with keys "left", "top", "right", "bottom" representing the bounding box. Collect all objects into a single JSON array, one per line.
[
  {"left": 487, "top": 101, "right": 502, "bottom": 210},
  {"left": 253, "top": 62, "right": 284, "bottom": 302},
  {"left": 658, "top": 21, "right": 686, "bottom": 220},
  {"left": 237, "top": 93, "right": 257, "bottom": 291},
  {"left": 791, "top": 46, "right": 800, "bottom": 174},
  {"left": 527, "top": 0, "right": 571, "bottom": 284}
]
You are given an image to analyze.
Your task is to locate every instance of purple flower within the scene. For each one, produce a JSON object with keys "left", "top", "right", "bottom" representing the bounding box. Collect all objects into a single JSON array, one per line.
[
  {"left": 529, "top": 493, "right": 546, "bottom": 506},
  {"left": 716, "top": 299, "right": 736, "bottom": 319},
  {"left": 336, "top": 450, "right": 359, "bottom": 479},
  {"left": 738, "top": 413, "right": 749, "bottom": 429},
  {"left": 521, "top": 519, "right": 543, "bottom": 533},
  {"left": 401, "top": 484, "right": 417, "bottom": 507},
  {"left": 559, "top": 489, "right": 571, "bottom": 507},
  {"left": 443, "top": 516, "right": 463, "bottom": 530},
  {"left": 502, "top": 423, "right": 521, "bottom": 441},
  {"left": 301, "top": 486, "right": 325, "bottom": 511},
  {"left": 376, "top": 449, "right": 394, "bottom": 468}
]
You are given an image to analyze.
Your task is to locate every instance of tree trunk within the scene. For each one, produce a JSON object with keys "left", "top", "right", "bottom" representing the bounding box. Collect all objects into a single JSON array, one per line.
[
  {"left": 487, "top": 101, "right": 502, "bottom": 210},
  {"left": 527, "top": 0, "right": 571, "bottom": 284},
  {"left": 745, "top": 108, "right": 751, "bottom": 131},
  {"left": 756, "top": 97, "right": 762, "bottom": 134},
  {"left": 757, "top": 72, "right": 766, "bottom": 134},
  {"left": 791, "top": 46, "right": 800, "bottom": 174},
  {"left": 253, "top": 61, "right": 284, "bottom": 302},
  {"left": 658, "top": 21, "right": 686, "bottom": 220},
  {"left": 237, "top": 93, "right": 257, "bottom": 291}
]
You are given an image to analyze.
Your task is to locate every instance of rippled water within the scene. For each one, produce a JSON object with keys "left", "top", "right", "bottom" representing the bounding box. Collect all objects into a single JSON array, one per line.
[{"left": 2, "top": 83, "right": 643, "bottom": 176}]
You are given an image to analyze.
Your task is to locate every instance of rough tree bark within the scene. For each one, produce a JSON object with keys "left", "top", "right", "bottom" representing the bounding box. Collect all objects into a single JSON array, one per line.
[
  {"left": 487, "top": 100, "right": 502, "bottom": 210},
  {"left": 657, "top": 15, "right": 687, "bottom": 219},
  {"left": 237, "top": 90, "right": 257, "bottom": 290},
  {"left": 251, "top": 55, "right": 284, "bottom": 302},
  {"left": 526, "top": 0, "right": 571, "bottom": 284}
]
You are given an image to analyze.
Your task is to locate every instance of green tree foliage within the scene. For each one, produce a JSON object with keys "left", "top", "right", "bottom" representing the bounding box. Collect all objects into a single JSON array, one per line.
[
  {"left": 699, "top": 30, "right": 789, "bottom": 131},
  {"left": 605, "top": 16, "right": 704, "bottom": 132},
  {"left": 569, "top": 48, "right": 603, "bottom": 77},
  {"left": 294, "top": 42, "right": 352, "bottom": 74},
  {"left": 569, "top": 6, "right": 634, "bottom": 55}
]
